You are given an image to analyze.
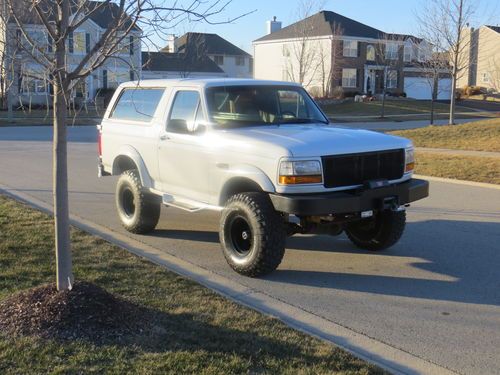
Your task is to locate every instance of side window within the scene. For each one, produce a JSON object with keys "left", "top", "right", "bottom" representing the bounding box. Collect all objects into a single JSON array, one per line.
[
  {"left": 110, "top": 88, "right": 164, "bottom": 122},
  {"left": 168, "top": 90, "right": 201, "bottom": 133}
]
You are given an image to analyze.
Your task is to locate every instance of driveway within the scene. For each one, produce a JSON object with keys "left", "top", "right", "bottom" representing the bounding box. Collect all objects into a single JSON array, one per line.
[{"left": 0, "top": 126, "right": 499, "bottom": 375}]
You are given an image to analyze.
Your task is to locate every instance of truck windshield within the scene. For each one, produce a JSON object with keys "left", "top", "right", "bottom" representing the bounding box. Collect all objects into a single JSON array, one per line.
[{"left": 205, "top": 85, "right": 329, "bottom": 127}]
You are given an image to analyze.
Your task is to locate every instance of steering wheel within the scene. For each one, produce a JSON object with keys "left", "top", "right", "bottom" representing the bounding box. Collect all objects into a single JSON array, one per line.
[{"left": 281, "top": 110, "right": 297, "bottom": 118}]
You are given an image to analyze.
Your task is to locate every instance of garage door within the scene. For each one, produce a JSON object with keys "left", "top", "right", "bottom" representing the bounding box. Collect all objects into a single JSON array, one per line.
[{"left": 404, "top": 77, "right": 451, "bottom": 100}]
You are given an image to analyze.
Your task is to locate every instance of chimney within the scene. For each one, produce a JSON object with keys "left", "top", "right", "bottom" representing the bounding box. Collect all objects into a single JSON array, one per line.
[
  {"left": 165, "top": 34, "right": 177, "bottom": 53},
  {"left": 266, "top": 16, "right": 282, "bottom": 35}
]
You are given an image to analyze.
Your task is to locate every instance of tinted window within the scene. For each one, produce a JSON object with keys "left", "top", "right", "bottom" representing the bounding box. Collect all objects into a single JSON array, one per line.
[
  {"left": 110, "top": 88, "right": 164, "bottom": 122},
  {"left": 169, "top": 91, "right": 200, "bottom": 122}
]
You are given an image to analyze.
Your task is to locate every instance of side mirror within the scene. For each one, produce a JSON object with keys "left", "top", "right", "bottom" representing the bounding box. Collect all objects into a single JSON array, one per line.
[{"left": 167, "top": 119, "right": 188, "bottom": 134}]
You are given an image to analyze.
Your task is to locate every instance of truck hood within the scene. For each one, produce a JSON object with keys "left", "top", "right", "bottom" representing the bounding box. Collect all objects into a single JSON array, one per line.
[{"left": 221, "top": 124, "right": 412, "bottom": 157}]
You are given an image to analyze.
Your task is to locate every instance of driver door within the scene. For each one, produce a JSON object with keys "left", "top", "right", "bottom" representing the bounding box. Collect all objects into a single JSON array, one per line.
[{"left": 158, "top": 89, "right": 210, "bottom": 202}]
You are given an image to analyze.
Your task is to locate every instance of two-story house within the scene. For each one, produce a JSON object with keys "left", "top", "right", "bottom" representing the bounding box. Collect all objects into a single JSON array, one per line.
[
  {"left": 458, "top": 25, "right": 500, "bottom": 92},
  {"left": 0, "top": 1, "right": 141, "bottom": 106},
  {"left": 162, "top": 32, "right": 252, "bottom": 78},
  {"left": 253, "top": 11, "right": 447, "bottom": 100}
]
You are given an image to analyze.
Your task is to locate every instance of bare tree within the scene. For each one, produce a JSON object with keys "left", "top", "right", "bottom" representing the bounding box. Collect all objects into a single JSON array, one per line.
[
  {"left": 414, "top": 17, "right": 453, "bottom": 124},
  {"left": 284, "top": 0, "right": 324, "bottom": 87},
  {"left": 417, "top": 0, "right": 476, "bottom": 124},
  {"left": 0, "top": 0, "right": 251, "bottom": 291},
  {"left": 373, "top": 34, "right": 406, "bottom": 118},
  {"left": 317, "top": 22, "right": 343, "bottom": 97}
]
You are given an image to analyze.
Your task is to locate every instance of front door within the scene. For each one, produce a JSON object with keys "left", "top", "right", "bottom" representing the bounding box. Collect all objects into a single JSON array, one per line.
[{"left": 158, "top": 89, "right": 210, "bottom": 202}]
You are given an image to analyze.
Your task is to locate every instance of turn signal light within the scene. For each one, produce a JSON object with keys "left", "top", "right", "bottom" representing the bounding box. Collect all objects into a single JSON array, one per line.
[
  {"left": 279, "top": 175, "right": 323, "bottom": 185},
  {"left": 405, "top": 162, "right": 415, "bottom": 172}
]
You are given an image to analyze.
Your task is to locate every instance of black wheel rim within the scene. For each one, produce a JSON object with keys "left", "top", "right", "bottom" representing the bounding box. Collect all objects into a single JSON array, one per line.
[
  {"left": 229, "top": 215, "right": 253, "bottom": 256},
  {"left": 349, "top": 214, "right": 382, "bottom": 241},
  {"left": 121, "top": 187, "right": 135, "bottom": 218}
]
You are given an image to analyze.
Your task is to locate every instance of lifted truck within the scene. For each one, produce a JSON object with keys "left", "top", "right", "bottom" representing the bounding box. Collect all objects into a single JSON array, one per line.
[{"left": 97, "top": 78, "right": 429, "bottom": 276}]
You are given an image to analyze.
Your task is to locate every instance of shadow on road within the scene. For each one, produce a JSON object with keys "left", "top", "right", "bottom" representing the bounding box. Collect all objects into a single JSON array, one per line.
[{"left": 270, "top": 219, "right": 500, "bottom": 307}]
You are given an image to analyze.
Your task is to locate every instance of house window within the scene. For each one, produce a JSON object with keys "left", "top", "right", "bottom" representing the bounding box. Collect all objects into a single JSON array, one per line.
[
  {"left": 343, "top": 40, "right": 358, "bottom": 57},
  {"left": 73, "top": 32, "right": 86, "bottom": 53},
  {"left": 342, "top": 68, "right": 357, "bottom": 88},
  {"left": 235, "top": 56, "right": 245, "bottom": 66},
  {"left": 366, "top": 45, "right": 375, "bottom": 61},
  {"left": 482, "top": 72, "right": 490, "bottom": 83},
  {"left": 129, "top": 35, "right": 134, "bottom": 55},
  {"left": 282, "top": 45, "right": 290, "bottom": 57},
  {"left": 386, "top": 42, "right": 398, "bottom": 60},
  {"left": 213, "top": 55, "right": 224, "bottom": 65},
  {"left": 68, "top": 31, "right": 74, "bottom": 53},
  {"left": 386, "top": 70, "right": 398, "bottom": 89},
  {"left": 102, "top": 70, "right": 107, "bottom": 89},
  {"left": 86, "top": 33, "right": 91, "bottom": 54},
  {"left": 129, "top": 70, "right": 135, "bottom": 81},
  {"left": 404, "top": 44, "right": 412, "bottom": 62}
]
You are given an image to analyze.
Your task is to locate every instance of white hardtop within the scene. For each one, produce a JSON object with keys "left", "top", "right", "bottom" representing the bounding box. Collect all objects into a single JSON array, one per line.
[{"left": 118, "top": 78, "right": 303, "bottom": 90}]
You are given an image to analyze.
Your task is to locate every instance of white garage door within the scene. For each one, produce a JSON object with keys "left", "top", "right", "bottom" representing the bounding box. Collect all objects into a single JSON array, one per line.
[{"left": 404, "top": 77, "right": 451, "bottom": 100}]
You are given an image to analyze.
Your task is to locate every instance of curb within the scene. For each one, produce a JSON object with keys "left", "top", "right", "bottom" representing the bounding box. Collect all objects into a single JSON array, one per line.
[
  {"left": 414, "top": 174, "right": 500, "bottom": 190},
  {"left": 0, "top": 183, "right": 458, "bottom": 375}
]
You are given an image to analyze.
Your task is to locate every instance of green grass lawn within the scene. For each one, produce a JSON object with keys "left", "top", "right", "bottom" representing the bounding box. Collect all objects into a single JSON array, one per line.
[
  {"left": 0, "top": 195, "right": 382, "bottom": 375},
  {"left": 415, "top": 152, "right": 500, "bottom": 184},
  {"left": 390, "top": 118, "right": 500, "bottom": 152},
  {"left": 319, "top": 99, "right": 471, "bottom": 118}
]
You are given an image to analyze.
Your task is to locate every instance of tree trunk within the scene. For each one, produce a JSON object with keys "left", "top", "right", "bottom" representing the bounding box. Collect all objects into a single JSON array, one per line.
[
  {"left": 430, "top": 97, "right": 435, "bottom": 125},
  {"left": 449, "top": 0, "right": 464, "bottom": 125},
  {"left": 53, "top": 79, "right": 73, "bottom": 291},
  {"left": 381, "top": 91, "right": 386, "bottom": 118},
  {"left": 53, "top": 0, "right": 73, "bottom": 291},
  {"left": 449, "top": 64, "right": 458, "bottom": 125}
]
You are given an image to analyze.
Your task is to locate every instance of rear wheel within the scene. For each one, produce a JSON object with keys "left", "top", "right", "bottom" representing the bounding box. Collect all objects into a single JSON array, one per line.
[
  {"left": 115, "top": 169, "right": 161, "bottom": 234},
  {"left": 220, "top": 192, "right": 286, "bottom": 277},
  {"left": 345, "top": 210, "right": 406, "bottom": 251}
]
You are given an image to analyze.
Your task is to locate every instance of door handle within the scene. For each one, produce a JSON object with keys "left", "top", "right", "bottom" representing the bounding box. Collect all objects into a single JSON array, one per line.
[{"left": 159, "top": 135, "right": 170, "bottom": 141}]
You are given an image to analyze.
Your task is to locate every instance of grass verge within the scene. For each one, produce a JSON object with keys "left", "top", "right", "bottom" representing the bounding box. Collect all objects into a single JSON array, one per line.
[
  {"left": 390, "top": 118, "right": 500, "bottom": 152},
  {"left": 415, "top": 152, "right": 500, "bottom": 184},
  {"left": 0, "top": 195, "right": 382, "bottom": 375},
  {"left": 320, "top": 99, "right": 470, "bottom": 118}
]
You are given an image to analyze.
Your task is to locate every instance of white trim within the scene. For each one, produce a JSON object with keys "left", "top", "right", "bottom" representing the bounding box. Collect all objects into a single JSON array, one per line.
[{"left": 253, "top": 34, "right": 409, "bottom": 46}]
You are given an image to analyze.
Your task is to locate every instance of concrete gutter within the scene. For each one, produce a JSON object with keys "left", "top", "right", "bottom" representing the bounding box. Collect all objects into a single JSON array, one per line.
[{"left": 0, "top": 182, "right": 458, "bottom": 375}]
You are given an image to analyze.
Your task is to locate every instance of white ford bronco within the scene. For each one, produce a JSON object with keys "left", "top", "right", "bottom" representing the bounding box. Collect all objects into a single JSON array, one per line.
[{"left": 97, "top": 78, "right": 429, "bottom": 276}]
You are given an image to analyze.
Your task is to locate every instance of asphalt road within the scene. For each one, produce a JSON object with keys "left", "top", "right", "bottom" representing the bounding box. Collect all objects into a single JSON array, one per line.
[{"left": 1, "top": 126, "right": 499, "bottom": 375}]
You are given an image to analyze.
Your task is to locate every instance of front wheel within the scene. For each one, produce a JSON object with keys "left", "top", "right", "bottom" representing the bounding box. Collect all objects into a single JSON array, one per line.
[
  {"left": 220, "top": 193, "right": 286, "bottom": 277},
  {"left": 345, "top": 210, "right": 406, "bottom": 251},
  {"left": 115, "top": 169, "right": 161, "bottom": 234}
]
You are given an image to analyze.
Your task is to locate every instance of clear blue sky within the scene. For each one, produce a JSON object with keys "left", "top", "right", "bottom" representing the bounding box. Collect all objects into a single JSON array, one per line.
[{"left": 159, "top": 0, "right": 500, "bottom": 54}]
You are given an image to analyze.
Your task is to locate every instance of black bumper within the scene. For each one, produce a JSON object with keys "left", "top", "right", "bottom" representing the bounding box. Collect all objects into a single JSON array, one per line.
[{"left": 269, "top": 178, "right": 429, "bottom": 216}]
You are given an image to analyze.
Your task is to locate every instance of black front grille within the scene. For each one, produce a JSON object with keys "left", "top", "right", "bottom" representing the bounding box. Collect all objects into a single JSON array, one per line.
[{"left": 322, "top": 149, "right": 405, "bottom": 188}]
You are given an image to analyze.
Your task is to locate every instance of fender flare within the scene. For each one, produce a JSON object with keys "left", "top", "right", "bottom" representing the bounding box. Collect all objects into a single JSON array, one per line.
[
  {"left": 218, "top": 164, "right": 276, "bottom": 205},
  {"left": 112, "top": 145, "right": 153, "bottom": 189}
]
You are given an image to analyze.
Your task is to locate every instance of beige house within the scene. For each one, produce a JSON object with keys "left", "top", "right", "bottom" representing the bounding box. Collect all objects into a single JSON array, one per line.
[
  {"left": 458, "top": 25, "right": 500, "bottom": 92},
  {"left": 0, "top": 1, "right": 141, "bottom": 106}
]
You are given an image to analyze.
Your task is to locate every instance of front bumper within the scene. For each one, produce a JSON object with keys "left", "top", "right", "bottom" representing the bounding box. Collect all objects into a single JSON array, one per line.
[{"left": 269, "top": 178, "right": 429, "bottom": 216}]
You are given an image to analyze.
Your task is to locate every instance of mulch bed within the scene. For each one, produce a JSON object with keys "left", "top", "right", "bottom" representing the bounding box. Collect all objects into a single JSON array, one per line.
[{"left": 0, "top": 281, "right": 153, "bottom": 343}]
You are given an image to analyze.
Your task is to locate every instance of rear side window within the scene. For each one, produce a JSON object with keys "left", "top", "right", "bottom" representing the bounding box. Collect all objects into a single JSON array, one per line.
[{"left": 110, "top": 88, "right": 165, "bottom": 122}]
